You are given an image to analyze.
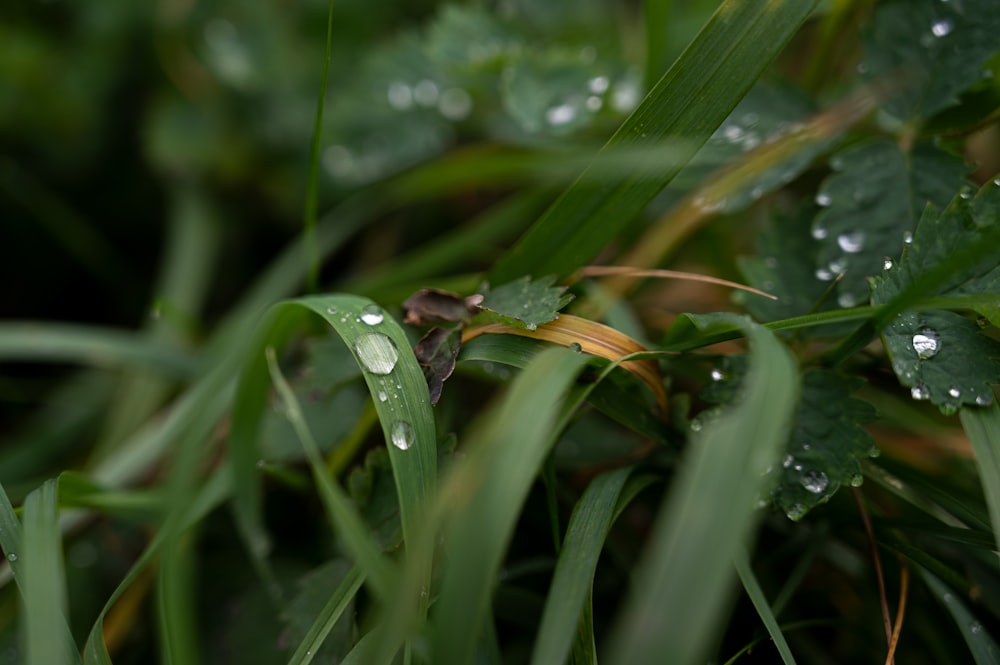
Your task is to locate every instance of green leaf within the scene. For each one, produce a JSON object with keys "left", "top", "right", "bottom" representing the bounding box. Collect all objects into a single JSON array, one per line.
[
  {"left": 871, "top": 179, "right": 1000, "bottom": 413},
  {"left": 961, "top": 403, "right": 1000, "bottom": 552},
  {"left": 770, "top": 369, "right": 878, "bottom": 520},
  {"left": 478, "top": 275, "right": 574, "bottom": 331},
  {"left": 921, "top": 569, "right": 1000, "bottom": 665},
  {"left": 488, "top": 0, "right": 820, "bottom": 283},
  {"left": 281, "top": 560, "right": 363, "bottom": 665},
  {"left": 734, "top": 548, "right": 796, "bottom": 665},
  {"left": 811, "top": 140, "right": 968, "bottom": 309},
  {"left": 607, "top": 315, "right": 799, "bottom": 665},
  {"left": 861, "top": 0, "right": 1000, "bottom": 121}
]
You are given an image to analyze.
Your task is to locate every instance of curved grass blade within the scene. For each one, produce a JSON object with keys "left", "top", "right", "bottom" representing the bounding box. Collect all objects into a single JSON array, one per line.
[
  {"left": 960, "top": 401, "right": 1000, "bottom": 550},
  {"left": 734, "top": 547, "right": 796, "bottom": 665},
  {"left": 429, "top": 347, "right": 591, "bottom": 664},
  {"left": 921, "top": 569, "right": 1000, "bottom": 665},
  {"left": 488, "top": 0, "right": 819, "bottom": 283},
  {"left": 529, "top": 467, "right": 631, "bottom": 665},
  {"left": 607, "top": 315, "right": 799, "bottom": 665},
  {"left": 19, "top": 480, "right": 81, "bottom": 665},
  {"left": 286, "top": 565, "right": 365, "bottom": 665}
]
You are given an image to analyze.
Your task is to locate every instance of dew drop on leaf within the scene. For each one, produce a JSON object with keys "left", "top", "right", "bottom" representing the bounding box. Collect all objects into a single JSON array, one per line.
[
  {"left": 785, "top": 503, "right": 808, "bottom": 521},
  {"left": 911, "top": 383, "right": 930, "bottom": 400},
  {"left": 850, "top": 473, "right": 864, "bottom": 487},
  {"left": 391, "top": 420, "right": 414, "bottom": 450},
  {"left": 912, "top": 329, "right": 941, "bottom": 360},
  {"left": 800, "top": 470, "right": 829, "bottom": 494},
  {"left": 811, "top": 224, "right": 828, "bottom": 239},
  {"left": 970, "top": 621, "right": 983, "bottom": 634},
  {"left": 378, "top": 390, "right": 388, "bottom": 402},
  {"left": 354, "top": 333, "right": 399, "bottom": 375},
  {"left": 883, "top": 257, "right": 894, "bottom": 271},
  {"left": 948, "top": 386, "right": 961, "bottom": 398},
  {"left": 360, "top": 304, "right": 384, "bottom": 326},
  {"left": 931, "top": 19, "right": 953, "bottom": 38},
  {"left": 976, "top": 394, "right": 994, "bottom": 406},
  {"left": 710, "top": 368, "right": 725, "bottom": 381},
  {"left": 782, "top": 454, "right": 794, "bottom": 468},
  {"left": 6, "top": 553, "right": 16, "bottom": 562},
  {"left": 903, "top": 230, "right": 914, "bottom": 244},
  {"left": 837, "top": 231, "right": 865, "bottom": 253},
  {"left": 815, "top": 192, "right": 832, "bottom": 207}
]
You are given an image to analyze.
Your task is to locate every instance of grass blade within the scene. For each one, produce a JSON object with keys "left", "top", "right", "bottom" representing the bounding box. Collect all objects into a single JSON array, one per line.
[
  {"left": 489, "top": 0, "right": 819, "bottom": 283},
  {"left": 429, "top": 347, "right": 591, "bottom": 664},
  {"left": 530, "top": 467, "right": 632, "bottom": 665},
  {"left": 734, "top": 547, "right": 796, "bottom": 665},
  {"left": 286, "top": 565, "right": 365, "bottom": 665},
  {"left": 961, "top": 402, "right": 1000, "bottom": 550},
  {"left": 20, "top": 479, "right": 81, "bottom": 665},
  {"left": 607, "top": 315, "right": 799, "bottom": 665},
  {"left": 921, "top": 569, "right": 1000, "bottom": 665}
]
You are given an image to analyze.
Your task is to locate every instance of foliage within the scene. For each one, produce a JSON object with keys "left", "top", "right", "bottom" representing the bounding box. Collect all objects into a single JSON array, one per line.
[{"left": 2, "top": 1, "right": 1000, "bottom": 664}]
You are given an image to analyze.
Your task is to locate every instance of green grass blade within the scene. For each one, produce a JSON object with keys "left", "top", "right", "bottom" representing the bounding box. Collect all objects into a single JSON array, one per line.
[
  {"left": 921, "top": 569, "right": 1000, "bottom": 665},
  {"left": 429, "top": 347, "right": 591, "bottom": 664},
  {"left": 961, "top": 401, "right": 1000, "bottom": 550},
  {"left": 20, "top": 480, "right": 81, "bottom": 665},
  {"left": 286, "top": 565, "right": 365, "bottom": 665},
  {"left": 266, "top": 348, "right": 396, "bottom": 599},
  {"left": 530, "top": 467, "right": 631, "bottom": 665},
  {"left": 607, "top": 316, "right": 799, "bottom": 665},
  {"left": 488, "top": 0, "right": 819, "bottom": 283},
  {"left": 734, "top": 547, "right": 796, "bottom": 665}
]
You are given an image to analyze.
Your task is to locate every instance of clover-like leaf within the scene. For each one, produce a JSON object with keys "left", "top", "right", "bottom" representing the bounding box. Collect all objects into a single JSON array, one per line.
[
  {"left": 861, "top": 0, "right": 1000, "bottom": 121},
  {"left": 477, "top": 275, "right": 574, "bottom": 331},
  {"left": 811, "top": 140, "right": 968, "bottom": 309},
  {"left": 871, "top": 177, "right": 1000, "bottom": 413}
]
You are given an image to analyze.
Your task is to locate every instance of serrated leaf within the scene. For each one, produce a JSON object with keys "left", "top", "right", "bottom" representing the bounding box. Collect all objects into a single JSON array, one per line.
[
  {"left": 478, "top": 275, "right": 574, "bottom": 331},
  {"left": 861, "top": 0, "right": 1000, "bottom": 121},
  {"left": 812, "top": 140, "right": 968, "bottom": 308},
  {"left": 770, "top": 369, "right": 878, "bottom": 520},
  {"left": 872, "top": 178, "right": 1000, "bottom": 413}
]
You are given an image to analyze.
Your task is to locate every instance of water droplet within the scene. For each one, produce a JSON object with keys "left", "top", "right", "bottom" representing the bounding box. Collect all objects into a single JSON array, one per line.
[
  {"left": 931, "top": 19, "right": 954, "bottom": 37},
  {"left": 378, "top": 390, "right": 388, "bottom": 402},
  {"left": 782, "top": 455, "right": 794, "bottom": 468},
  {"left": 837, "top": 291, "right": 858, "bottom": 308},
  {"left": 568, "top": 342, "right": 583, "bottom": 353},
  {"left": 812, "top": 225, "right": 828, "bottom": 240},
  {"left": 690, "top": 418, "right": 702, "bottom": 432},
  {"left": 723, "top": 124, "right": 745, "bottom": 141},
  {"left": 800, "top": 470, "right": 829, "bottom": 494},
  {"left": 360, "top": 304, "right": 384, "bottom": 326},
  {"left": 354, "top": 333, "right": 399, "bottom": 375},
  {"left": 391, "top": 421, "right": 414, "bottom": 450},
  {"left": 710, "top": 368, "right": 725, "bottom": 381},
  {"left": 976, "top": 394, "right": 993, "bottom": 406},
  {"left": 387, "top": 82, "right": 414, "bottom": 110},
  {"left": 585, "top": 95, "right": 602, "bottom": 112},
  {"left": 912, "top": 328, "right": 941, "bottom": 359},
  {"left": 829, "top": 258, "right": 848, "bottom": 275},
  {"left": 883, "top": 257, "right": 894, "bottom": 271},
  {"left": 326, "top": 305, "right": 338, "bottom": 315},
  {"left": 815, "top": 192, "right": 832, "bottom": 207},
  {"left": 786, "top": 503, "right": 808, "bottom": 521},
  {"left": 413, "top": 80, "right": 439, "bottom": 107},
  {"left": 948, "top": 386, "right": 961, "bottom": 398},
  {"left": 850, "top": 473, "right": 864, "bottom": 487},
  {"left": 994, "top": 176, "right": 1000, "bottom": 186},
  {"left": 546, "top": 103, "right": 577, "bottom": 126},
  {"left": 837, "top": 231, "right": 866, "bottom": 253},
  {"left": 5, "top": 553, "right": 16, "bottom": 563},
  {"left": 903, "top": 230, "right": 914, "bottom": 244},
  {"left": 911, "top": 383, "right": 930, "bottom": 400},
  {"left": 588, "top": 75, "right": 610, "bottom": 94},
  {"left": 970, "top": 621, "right": 983, "bottom": 634},
  {"left": 816, "top": 268, "right": 834, "bottom": 281},
  {"left": 611, "top": 80, "right": 640, "bottom": 112},
  {"left": 438, "top": 88, "right": 473, "bottom": 121}
]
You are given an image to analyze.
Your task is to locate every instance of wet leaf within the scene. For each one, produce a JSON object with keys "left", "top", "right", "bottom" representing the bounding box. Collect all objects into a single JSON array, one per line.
[
  {"left": 477, "top": 275, "right": 574, "bottom": 331},
  {"left": 872, "top": 178, "right": 1000, "bottom": 413},
  {"left": 414, "top": 327, "right": 462, "bottom": 405}
]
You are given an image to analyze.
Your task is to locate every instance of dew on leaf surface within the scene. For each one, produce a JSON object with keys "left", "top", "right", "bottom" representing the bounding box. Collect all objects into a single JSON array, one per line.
[{"left": 354, "top": 333, "right": 399, "bottom": 375}]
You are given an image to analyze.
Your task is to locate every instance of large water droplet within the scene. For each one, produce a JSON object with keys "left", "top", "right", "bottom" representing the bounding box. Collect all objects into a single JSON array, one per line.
[
  {"left": 354, "top": 333, "right": 399, "bottom": 375},
  {"left": 391, "top": 421, "right": 414, "bottom": 450},
  {"left": 976, "top": 394, "right": 994, "bottom": 406},
  {"left": 911, "top": 383, "right": 930, "bottom": 400},
  {"left": 800, "top": 470, "right": 829, "bottom": 494},
  {"left": 837, "top": 231, "right": 866, "bottom": 253},
  {"left": 360, "top": 304, "right": 384, "bottom": 326},
  {"left": 931, "top": 19, "right": 954, "bottom": 37},
  {"left": 912, "top": 328, "right": 941, "bottom": 359},
  {"left": 5, "top": 553, "right": 16, "bottom": 562}
]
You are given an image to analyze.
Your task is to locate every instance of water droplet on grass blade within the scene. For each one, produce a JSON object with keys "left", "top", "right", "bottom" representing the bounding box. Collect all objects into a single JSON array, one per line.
[
  {"left": 378, "top": 390, "right": 388, "bottom": 402},
  {"left": 354, "top": 333, "right": 399, "bottom": 375},
  {"left": 912, "top": 329, "right": 941, "bottom": 359},
  {"left": 391, "top": 421, "right": 414, "bottom": 450},
  {"left": 5, "top": 553, "right": 16, "bottom": 562},
  {"left": 800, "top": 470, "right": 829, "bottom": 494},
  {"left": 360, "top": 304, "right": 384, "bottom": 326}
]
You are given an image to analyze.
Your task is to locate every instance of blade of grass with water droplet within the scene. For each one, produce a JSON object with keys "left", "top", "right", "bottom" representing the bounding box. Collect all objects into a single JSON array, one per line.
[
  {"left": 607, "top": 315, "right": 798, "bottom": 665},
  {"left": 428, "top": 347, "right": 591, "bottom": 664},
  {"left": 734, "top": 547, "right": 797, "bottom": 665},
  {"left": 19, "top": 479, "right": 81, "bottom": 665},
  {"left": 961, "top": 402, "right": 1000, "bottom": 550},
  {"left": 921, "top": 568, "right": 1000, "bottom": 665},
  {"left": 286, "top": 565, "right": 365, "bottom": 665},
  {"left": 488, "top": 0, "right": 819, "bottom": 284}
]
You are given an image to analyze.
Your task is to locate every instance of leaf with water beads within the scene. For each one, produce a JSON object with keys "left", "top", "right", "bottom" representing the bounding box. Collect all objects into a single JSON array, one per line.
[
  {"left": 477, "top": 275, "right": 574, "bottom": 331},
  {"left": 871, "top": 177, "right": 1000, "bottom": 413}
]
